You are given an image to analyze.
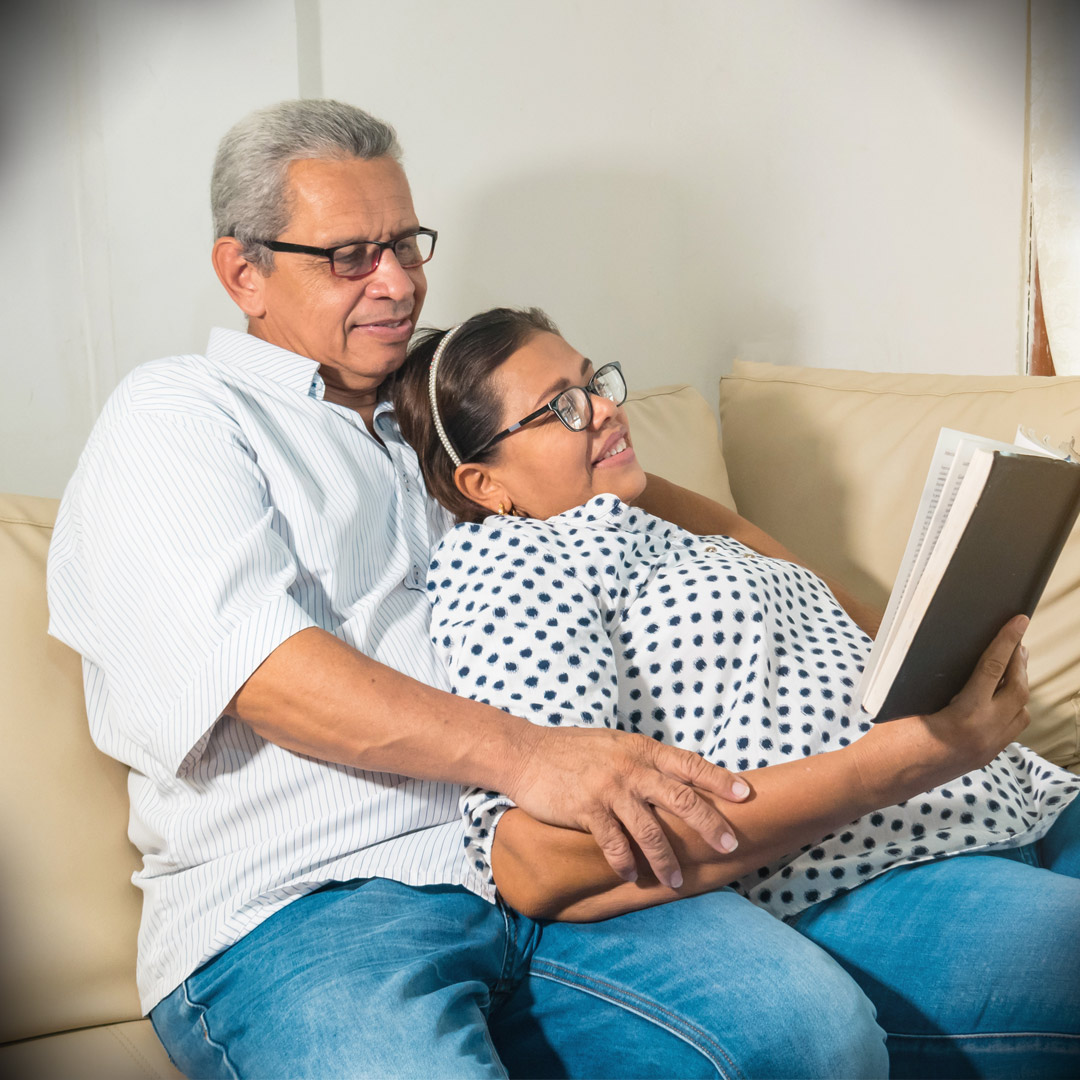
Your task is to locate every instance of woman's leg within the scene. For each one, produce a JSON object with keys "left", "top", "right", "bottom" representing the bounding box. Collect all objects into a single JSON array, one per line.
[
  {"left": 1036, "top": 783, "right": 1080, "bottom": 877},
  {"left": 791, "top": 846, "right": 1080, "bottom": 1079},
  {"left": 492, "top": 887, "right": 888, "bottom": 1079}
]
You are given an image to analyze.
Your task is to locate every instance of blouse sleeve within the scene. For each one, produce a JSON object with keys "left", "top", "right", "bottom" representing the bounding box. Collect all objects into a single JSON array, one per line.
[{"left": 428, "top": 520, "right": 620, "bottom": 896}]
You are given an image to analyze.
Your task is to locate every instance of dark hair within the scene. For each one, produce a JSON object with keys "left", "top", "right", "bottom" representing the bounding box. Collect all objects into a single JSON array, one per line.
[{"left": 390, "top": 307, "right": 560, "bottom": 522}]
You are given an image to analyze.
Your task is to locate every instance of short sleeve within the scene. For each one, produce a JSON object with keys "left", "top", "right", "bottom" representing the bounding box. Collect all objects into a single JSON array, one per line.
[
  {"left": 48, "top": 407, "right": 316, "bottom": 777},
  {"left": 429, "top": 523, "right": 619, "bottom": 730}
]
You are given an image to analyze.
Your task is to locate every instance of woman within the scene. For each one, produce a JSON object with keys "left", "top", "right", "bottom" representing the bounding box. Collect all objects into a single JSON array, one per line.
[{"left": 391, "top": 307, "right": 1080, "bottom": 1077}]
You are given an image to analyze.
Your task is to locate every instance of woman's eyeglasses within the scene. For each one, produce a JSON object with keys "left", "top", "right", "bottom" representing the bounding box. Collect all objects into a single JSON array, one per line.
[{"left": 465, "top": 362, "right": 627, "bottom": 459}]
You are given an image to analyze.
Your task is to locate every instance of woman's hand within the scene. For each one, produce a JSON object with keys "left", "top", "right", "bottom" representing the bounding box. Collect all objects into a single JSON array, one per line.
[
  {"left": 852, "top": 615, "right": 1031, "bottom": 801},
  {"left": 501, "top": 725, "right": 750, "bottom": 889}
]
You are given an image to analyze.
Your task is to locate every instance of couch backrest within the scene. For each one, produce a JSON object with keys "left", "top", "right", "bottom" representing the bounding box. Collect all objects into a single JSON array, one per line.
[
  {"left": 0, "top": 493, "right": 144, "bottom": 1042},
  {"left": 719, "top": 361, "right": 1080, "bottom": 772},
  {"left": 624, "top": 384, "right": 736, "bottom": 509}
]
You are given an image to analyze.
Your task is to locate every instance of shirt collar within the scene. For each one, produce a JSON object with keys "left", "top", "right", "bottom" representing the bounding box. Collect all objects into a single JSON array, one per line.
[{"left": 207, "top": 327, "right": 324, "bottom": 398}]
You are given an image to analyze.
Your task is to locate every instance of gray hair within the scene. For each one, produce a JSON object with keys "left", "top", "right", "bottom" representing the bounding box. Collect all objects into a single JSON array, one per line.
[{"left": 211, "top": 99, "right": 402, "bottom": 272}]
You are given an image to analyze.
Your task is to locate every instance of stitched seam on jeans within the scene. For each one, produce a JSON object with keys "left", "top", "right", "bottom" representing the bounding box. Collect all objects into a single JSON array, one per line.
[
  {"left": 886, "top": 1031, "right": 1080, "bottom": 1041},
  {"left": 182, "top": 979, "right": 242, "bottom": 1080},
  {"left": 530, "top": 958, "right": 742, "bottom": 1079},
  {"left": 494, "top": 899, "right": 517, "bottom": 994}
]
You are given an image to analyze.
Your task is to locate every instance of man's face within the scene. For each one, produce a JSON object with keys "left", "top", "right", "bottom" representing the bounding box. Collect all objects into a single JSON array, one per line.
[{"left": 250, "top": 155, "right": 428, "bottom": 397}]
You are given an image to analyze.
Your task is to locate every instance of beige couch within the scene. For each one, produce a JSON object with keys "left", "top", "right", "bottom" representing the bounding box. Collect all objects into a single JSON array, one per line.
[{"left": 2, "top": 364, "right": 1078, "bottom": 1079}]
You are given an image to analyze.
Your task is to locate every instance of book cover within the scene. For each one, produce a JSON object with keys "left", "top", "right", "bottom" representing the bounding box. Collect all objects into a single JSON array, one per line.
[{"left": 866, "top": 452, "right": 1080, "bottom": 722}]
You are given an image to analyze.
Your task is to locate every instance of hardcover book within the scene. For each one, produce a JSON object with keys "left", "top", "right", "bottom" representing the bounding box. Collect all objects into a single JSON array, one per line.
[{"left": 857, "top": 428, "right": 1080, "bottom": 723}]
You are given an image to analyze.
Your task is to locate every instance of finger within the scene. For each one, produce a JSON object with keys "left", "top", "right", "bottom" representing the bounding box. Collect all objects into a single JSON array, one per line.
[
  {"left": 615, "top": 799, "right": 684, "bottom": 889},
  {"left": 585, "top": 811, "right": 639, "bottom": 883},
  {"left": 650, "top": 742, "right": 752, "bottom": 801},
  {"left": 994, "top": 636, "right": 1030, "bottom": 708},
  {"left": 958, "top": 615, "right": 1029, "bottom": 705},
  {"left": 643, "top": 775, "right": 738, "bottom": 857}
]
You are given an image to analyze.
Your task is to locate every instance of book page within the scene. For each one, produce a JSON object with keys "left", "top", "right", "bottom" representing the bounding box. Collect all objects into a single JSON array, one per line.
[
  {"left": 857, "top": 430, "right": 978, "bottom": 702},
  {"left": 861, "top": 448, "right": 998, "bottom": 714}
]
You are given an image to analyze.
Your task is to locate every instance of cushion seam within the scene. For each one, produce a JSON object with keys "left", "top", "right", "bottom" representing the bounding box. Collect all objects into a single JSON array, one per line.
[{"left": 719, "top": 375, "right": 1079, "bottom": 400}]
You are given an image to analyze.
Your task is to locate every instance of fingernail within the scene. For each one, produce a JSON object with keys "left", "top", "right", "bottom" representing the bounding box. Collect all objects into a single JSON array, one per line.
[
  {"left": 732, "top": 780, "right": 750, "bottom": 798},
  {"left": 624, "top": 869, "right": 638, "bottom": 883},
  {"left": 721, "top": 832, "right": 738, "bottom": 852},
  {"left": 669, "top": 870, "right": 683, "bottom": 889}
]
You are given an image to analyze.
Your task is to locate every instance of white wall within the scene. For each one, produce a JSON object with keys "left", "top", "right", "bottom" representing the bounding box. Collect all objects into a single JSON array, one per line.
[{"left": 0, "top": 0, "right": 1032, "bottom": 498}]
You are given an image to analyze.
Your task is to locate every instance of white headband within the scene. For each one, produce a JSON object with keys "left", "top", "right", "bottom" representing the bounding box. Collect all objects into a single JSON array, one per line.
[{"left": 427, "top": 323, "right": 465, "bottom": 467}]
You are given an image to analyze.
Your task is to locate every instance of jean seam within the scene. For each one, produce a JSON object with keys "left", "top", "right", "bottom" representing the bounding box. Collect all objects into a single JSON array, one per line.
[
  {"left": 182, "top": 978, "right": 243, "bottom": 1080},
  {"left": 529, "top": 958, "right": 742, "bottom": 1080},
  {"left": 887, "top": 1030, "right": 1080, "bottom": 1042}
]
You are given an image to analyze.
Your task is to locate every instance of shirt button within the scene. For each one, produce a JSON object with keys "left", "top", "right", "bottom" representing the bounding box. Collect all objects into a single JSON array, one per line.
[{"left": 704, "top": 545, "right": 717, "bottom": 553}]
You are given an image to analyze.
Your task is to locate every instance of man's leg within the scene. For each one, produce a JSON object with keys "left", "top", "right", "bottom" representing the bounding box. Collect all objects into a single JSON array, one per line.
[
  {"left": 490, "top": 887, "right": 888, "bottom": 1079},
  {"left": 791, "top": 826, "right": 1080, "bottom": 1079},
  {"left": 151, "top": 879, "right": 511, "bottom": 1079}
]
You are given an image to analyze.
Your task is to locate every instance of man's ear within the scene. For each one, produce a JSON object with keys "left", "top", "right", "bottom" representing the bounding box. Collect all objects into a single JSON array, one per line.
[
  {"left": 454, "top": 463, "right": 510, "bottom": 516},
  {"left": 212, "top": 237, "right": 268, "bottom": 318}
]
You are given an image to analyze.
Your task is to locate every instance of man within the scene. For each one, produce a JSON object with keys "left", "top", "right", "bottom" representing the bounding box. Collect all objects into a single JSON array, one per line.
[{"left": 48, "top": 99, "right": 886, "bottom": 1077}]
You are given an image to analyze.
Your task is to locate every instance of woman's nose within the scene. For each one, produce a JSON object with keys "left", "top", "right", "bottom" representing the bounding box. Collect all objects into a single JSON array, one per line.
[{"left": 589, "top": 392, "right": 620, "bottom": 428}]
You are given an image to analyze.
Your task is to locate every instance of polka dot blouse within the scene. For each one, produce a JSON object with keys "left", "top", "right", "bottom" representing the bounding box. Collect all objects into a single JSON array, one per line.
[{"left": 428, "top": 494, "right": 1079, "bottom": 918}]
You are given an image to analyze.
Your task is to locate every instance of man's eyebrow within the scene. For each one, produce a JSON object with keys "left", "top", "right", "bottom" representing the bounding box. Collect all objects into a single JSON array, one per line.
[
  {"left": 325, "top": 225, "right": 421, "bottom": 248},
  {"left": 530, "top": 358, "right": 594, "bottom": 410}
]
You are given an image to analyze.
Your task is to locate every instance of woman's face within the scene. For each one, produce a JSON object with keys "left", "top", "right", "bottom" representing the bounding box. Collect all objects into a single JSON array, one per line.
[{"left": 468, "top": 331, "right": 648, "bottom": 519}]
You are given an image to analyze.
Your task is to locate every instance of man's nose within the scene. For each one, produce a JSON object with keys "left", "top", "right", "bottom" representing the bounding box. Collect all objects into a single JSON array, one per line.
[{"left": 365, "top": 248, "right": 416, "bottom": 301}]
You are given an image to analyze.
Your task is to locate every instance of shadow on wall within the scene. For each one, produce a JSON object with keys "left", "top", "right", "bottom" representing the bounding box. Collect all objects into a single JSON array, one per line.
[{"left": 440, "top": 167, "right": 804, "bottom": 403}]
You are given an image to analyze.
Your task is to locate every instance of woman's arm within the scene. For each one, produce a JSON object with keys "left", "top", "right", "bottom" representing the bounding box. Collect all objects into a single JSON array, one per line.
[
  {"left": 634, "top": 473, "right": 882, "bottom": 637},
  {"left": 492, "top": 617, "right": 1030, "bottom": 920}
]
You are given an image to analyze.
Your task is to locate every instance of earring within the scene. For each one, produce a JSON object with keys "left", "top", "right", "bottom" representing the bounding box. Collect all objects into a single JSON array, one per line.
[{"left": 497, "top": 503, "right": 507, "bottom": 516}]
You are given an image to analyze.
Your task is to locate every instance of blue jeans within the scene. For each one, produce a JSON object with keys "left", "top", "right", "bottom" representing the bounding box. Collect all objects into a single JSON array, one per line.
[
  {"left": 152, "top": 796, "right": 1080, "bottom": 1079},
  {"left": 152, "top": 881, "right": 885, "bottom": 1079},
  {"left": 792, "top": 791, "right": 1080, "bottom": 1079}
]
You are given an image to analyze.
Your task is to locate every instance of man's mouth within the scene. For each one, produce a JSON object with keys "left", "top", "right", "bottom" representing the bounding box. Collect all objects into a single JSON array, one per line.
[
  {"left": 349, "top": 316, "right": 414, "bottom": 342},
  {"left": 356, "top": 317, "right": 411, "bottom": 330}
]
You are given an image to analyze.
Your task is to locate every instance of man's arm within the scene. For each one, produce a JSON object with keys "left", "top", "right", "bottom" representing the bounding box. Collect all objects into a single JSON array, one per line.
[
  {"left": 227, "top": 625, "right": 749, "bottom": 886},
  {"left": 635, "top": 473, "right": 882, "bottom": 637},
  {"left": 491, "top": 618, "right": 1029, "bottom": 921}
]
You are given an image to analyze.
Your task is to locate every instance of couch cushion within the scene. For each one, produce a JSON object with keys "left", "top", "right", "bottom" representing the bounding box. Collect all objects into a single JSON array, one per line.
[
  {"left": 0, "top": 493, "right": 145, "bottom": 1043},
  {"left": 0, "top": 1018, "right": 182, "bottom": 1079},
  {"left": 624, "top": 384, "right": 736, "bottom": 509},
  {"left": 718, "top": 361, "right": 1080, "bottom": 771}
]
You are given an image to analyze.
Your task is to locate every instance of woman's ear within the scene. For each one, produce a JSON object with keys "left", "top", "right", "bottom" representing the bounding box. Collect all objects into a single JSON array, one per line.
[
  {"left": 455, "top": 463, "right": 510, "bottom": 516},
  {"left": 212, "top": 237, "right": 268, "bottom": 319}
]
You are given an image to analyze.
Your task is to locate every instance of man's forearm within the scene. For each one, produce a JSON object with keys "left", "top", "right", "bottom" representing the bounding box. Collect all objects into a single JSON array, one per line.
[
  {"left": 635, "top": 474, "right": 881, "bottom": 637},
  {"left": 227, "top": 626, "right": 531, "bottom": 793},
  {"left": 491, "top": 726, "right": 928, "bottom": 921}
]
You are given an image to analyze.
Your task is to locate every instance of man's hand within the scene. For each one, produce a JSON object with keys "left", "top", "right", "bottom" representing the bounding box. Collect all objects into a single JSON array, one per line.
[{"left": 502, "top": 725, "right": 750, "bottom": 888}]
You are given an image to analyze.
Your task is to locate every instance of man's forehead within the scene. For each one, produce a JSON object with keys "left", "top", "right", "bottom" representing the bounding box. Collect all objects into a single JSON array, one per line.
[{"left": 282, "top": 155, "right": 417, "bottom": 241}]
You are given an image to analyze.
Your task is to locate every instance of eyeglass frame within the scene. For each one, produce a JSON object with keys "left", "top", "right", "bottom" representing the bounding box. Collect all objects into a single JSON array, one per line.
[
  {"left": 465, "top": 361, "right": 627, "bottom": 460},
  {"left": 255, "top": 227, "right": 438, "bottom": 280}
]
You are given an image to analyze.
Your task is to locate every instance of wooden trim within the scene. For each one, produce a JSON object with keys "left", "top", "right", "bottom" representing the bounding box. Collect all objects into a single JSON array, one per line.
[{"left": 1030, "top": 252, "right": 1056, "bottom": 375}]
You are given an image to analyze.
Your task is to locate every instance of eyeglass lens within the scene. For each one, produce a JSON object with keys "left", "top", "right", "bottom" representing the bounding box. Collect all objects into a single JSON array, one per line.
[
  {"left": 332, "top": 233, "right": 434, "bottom": 277},
  {"left": 552, "top": 365, "right": 627, "bottom": 430}
]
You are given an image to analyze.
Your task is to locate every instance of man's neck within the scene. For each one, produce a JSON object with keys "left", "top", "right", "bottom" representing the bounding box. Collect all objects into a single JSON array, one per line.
[{"left": 323, "top": 378, "right": 380, "bottom": 431}]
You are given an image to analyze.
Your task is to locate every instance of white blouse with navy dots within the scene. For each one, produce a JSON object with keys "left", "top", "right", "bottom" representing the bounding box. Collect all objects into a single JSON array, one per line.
[{"left": 428, "top": 494, "right": 1078, "bottom": 918}]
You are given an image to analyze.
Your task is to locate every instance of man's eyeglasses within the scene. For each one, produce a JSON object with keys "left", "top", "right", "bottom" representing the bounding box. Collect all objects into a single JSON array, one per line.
[
  {"left": 466, "top": 362, "right": 627, "bottom": 459},
  {"left": 256, "top": 228, "right": 437, "bottom": 280}
]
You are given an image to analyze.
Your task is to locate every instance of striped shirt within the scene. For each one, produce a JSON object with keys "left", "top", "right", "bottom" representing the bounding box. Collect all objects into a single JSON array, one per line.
[{"left": 47, "top": 328, "right": 486, "bottom": 1014}]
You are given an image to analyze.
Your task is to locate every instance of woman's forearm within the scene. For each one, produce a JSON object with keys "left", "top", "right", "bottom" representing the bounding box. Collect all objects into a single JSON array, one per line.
[{"left": 491, "top": 724, "right": 933, "bottom": 921}]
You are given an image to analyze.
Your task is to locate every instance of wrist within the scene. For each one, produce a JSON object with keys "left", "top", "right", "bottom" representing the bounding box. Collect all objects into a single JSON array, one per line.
[
  {"left": 850, "top": 721, "right": 943, "bottom": 804},
  {"left": 466, "top": 705, "right": 540, "bottom": 796}
]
